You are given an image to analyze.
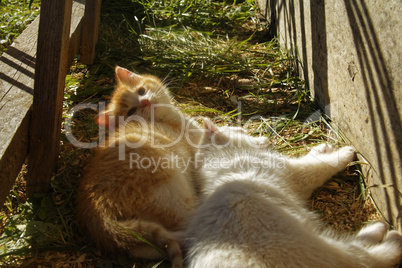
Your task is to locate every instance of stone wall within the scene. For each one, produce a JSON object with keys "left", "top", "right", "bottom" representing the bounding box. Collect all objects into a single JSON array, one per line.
[{"left": 257, "top": 0, "right": 401, "bottom": 230}]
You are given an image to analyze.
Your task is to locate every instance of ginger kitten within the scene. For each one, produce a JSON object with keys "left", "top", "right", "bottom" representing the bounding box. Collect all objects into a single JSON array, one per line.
[
  {"left": 76, "top": 67, "right": 202, "bottom": 268},
  {"left": 96, "top": 67, "right": 200, "bottom": 137}
]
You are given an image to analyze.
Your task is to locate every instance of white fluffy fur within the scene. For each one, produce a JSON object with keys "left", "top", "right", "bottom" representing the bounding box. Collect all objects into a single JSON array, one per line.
[{"left": 184, "top": 118, "right": 402, "bottom": 268}]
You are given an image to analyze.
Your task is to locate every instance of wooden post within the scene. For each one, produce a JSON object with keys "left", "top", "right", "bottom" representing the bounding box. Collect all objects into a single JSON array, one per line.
[
  {"left": 0, "top": 17, "right": 38, "bottom": 206},
  {"left": 80, "top": 0, "right": 102, "bottom": 64},
  {"left": 27, "top": 0, "right": 73, "bottom": 194}
]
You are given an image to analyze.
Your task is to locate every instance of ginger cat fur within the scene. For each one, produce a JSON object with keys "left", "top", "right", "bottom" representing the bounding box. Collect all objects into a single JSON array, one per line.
[{"left": 76, "top": 67, "right": 202, "bottom": 268}]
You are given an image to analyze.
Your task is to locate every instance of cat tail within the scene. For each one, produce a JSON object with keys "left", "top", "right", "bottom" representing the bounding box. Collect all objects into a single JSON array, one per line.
[{"left": 103, "top": 218, "right": 184, "bottom": 268}]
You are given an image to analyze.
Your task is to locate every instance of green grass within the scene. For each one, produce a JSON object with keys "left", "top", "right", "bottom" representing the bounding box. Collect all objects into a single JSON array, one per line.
[
  {"left": 0, "top": 0, "right": 40, "bottom": 53},
  {"left": 0, "top": 0, "right": 375, "bottom": 267}
]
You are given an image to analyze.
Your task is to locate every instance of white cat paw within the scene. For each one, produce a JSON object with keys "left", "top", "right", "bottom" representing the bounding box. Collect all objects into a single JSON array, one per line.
[
  {"left": 306, "top": 145, "right": 355, "bottom": 169},
  {"left": 219, "top": 126, "right": 246, "bottom": 134},
  {"left": 385, "top": 230, "right": 402, "bottom": 266},
  {"left": 336, "top": 146, "right": 355, "bottom": 165},
  {"left": 250, "top": 136, "right": 269, "bottom": 147},
  {"left": 384, "top": 230, "right": 402, "bottom": 244},
  {"left": 354, "top": 221, "right": 388, "bottom": 246},
  {"left": 309, "top": 143, "right": 334, "bottom": 156},
  {"left": 368, "top": 228, "right": 402, "bottom": 268},
  {"left": 352, "top": 222, "right": 402, "bottom": 267}
]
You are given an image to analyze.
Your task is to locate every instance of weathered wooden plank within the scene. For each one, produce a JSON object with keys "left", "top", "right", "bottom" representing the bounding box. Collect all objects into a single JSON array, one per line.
[
  {"left": 27, "top": 0, "right": 74, "bottom": 194},
  {"left": 0, "top": 17, "right": 39, "bottom": 206},
  {"left": 26, "top": 0, "right": 85, "bottom": 194},
  {"left": 0, "top": 0, "right": 91, "bottom": 201},
  {"left": 79, "top": 0, "right": 101, "bottom": 64},
  {"left": 68, "top": 1, "right": 86, "bottom": 65}
]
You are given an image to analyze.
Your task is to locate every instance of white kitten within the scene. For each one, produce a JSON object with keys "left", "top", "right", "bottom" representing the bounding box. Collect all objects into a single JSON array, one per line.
[{"left": 184, "top": 118, "right": 402, "bottom": 268}]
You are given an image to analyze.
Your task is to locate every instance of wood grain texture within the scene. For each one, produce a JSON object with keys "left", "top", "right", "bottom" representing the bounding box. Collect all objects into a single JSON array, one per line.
[
  {"left": 69, "top": 1, "right": 86, "bottom": 66},
  {"left": 80, "top": 0, "right": 102, "bottom": 64},
  {"left": 1, "top": 0, "right": 98, "bottom": 201},
  {"left": 0, "top": 17, "right": 38, "bottom": 206},
  {"left": 27, "top": 0, "right": 74, "bottom": 194}
]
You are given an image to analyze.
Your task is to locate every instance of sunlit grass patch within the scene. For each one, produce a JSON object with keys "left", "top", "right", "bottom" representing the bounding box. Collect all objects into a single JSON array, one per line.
[{"left": 0, "top": 0, "right": 40, "bottom": 53}]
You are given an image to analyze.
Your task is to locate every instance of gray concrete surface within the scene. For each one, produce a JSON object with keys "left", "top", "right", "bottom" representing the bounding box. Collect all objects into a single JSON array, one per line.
[{"left": 257, "top": 0, "right": 401, "bottom": 230}]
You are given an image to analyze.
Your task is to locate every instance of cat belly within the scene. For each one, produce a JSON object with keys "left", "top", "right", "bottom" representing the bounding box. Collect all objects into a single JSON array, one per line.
[
  {"left": 76, "top": 138, "right": 197, "bottom": 268},
  {"left": 185, "top": 180, "right": 401, "bottom": 268}
]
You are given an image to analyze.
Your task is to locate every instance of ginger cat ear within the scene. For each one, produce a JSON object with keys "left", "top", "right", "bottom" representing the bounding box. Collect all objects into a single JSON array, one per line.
[
  {"left": 95, "top": 110, "right": 110, "bottom": 128},
  {"left": 115, "top": 66, "right": 141, "bottom": 86}
]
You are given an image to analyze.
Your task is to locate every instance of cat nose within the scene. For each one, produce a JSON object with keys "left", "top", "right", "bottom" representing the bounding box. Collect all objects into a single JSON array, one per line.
[{"left": 141, "top": 99, "right": 151, "bottom": 107}]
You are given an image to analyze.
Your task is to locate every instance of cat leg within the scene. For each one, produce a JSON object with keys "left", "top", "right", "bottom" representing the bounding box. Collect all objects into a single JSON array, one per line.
[
  {"left": 185, "top": 180, "right": 381, "bottom": 268},
  {"left": 308, "top": 143, "right": 335, "bottom": 156},
  {"left": 349, "top": 222, "right": 402, "bottom": 268},
  {"left": 304, "top": 144, "right": 355, "bottom": 168},
  {"left": 286, "top": 144, "right": 355, "bottom": 199},
  {"left": 361, "top": 229, "right": 402, "bottom": 268},
  {"left": 106, "top": 219, "right": 183, "bottom": 268},
  {"left": 218, "top": 125, "right": 270, "bottom": 148}
]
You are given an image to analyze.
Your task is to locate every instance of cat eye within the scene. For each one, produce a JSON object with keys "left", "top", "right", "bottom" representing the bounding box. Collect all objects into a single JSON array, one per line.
[
  {"left": 127, "top": 107, "right": 137, "bottom": 116},
  {"left": 138, "top": 87, "right": 146, "bottom": 96}
]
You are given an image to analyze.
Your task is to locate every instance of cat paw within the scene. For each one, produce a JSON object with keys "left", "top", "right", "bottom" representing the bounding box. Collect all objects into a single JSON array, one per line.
[
  {"left": 354, "top": 221, "right": 388, "bottom": 246},
  {"left": 220, "top": 126, "right": 269, "bottom": 148},
  {"left": 384, "top": 230, "right": 402, "bottom": 245},
  {"left": 249, "top": 136, "right": 269, "bottom": 147},
  {"left": 219, "top": 126, "right": 246, "bottom": 134},
  {"left": 309, "top": 143, "right": 334, "bottom": 156},
  {"left": 383, "top": 231, "right": 402, "bottom": 267},
  {"left": 336, "top": 146, "right": 356, "bottom": 166},
  {"left": 352, "top": 222, "right": 402, "bottom": 267},
  {"left": 306, "top": 145, "right": 355, "bottom": 169},
  {"left": 368, "top": 229, "right": 402, "bottom": 268},
  {"left": 172, "top": 231, "right": 186, "bottom": 249}
]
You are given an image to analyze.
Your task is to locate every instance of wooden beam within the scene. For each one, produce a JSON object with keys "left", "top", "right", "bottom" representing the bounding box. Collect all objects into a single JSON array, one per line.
[
  {"left": 0, "top": 17, "right": 38, "bottom": 206},
  {"left": 27, "top": 0, "right": 74, "bottom": 194},
  {"left": 80, "top": 0, "right": 102, "bottom": 64},
  {"left": 69, "top": 1, "right": 86, "bottom": 66},
  {"left": 0, "top": 0, "right": 93, "bottom": 202}
]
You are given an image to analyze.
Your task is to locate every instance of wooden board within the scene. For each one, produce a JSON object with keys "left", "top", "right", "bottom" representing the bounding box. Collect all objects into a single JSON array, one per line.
[
  {"left": 69, "top": 1, "right": 86, "bottom": 66},
  {"left": 27, "top": 0, "right": 85, "bottom": 194},
  {"left": 0, "top": 17, "right": 39, "bottom": 206},
  {"left": 0, "top": 0, "right": 95, "bottom": 202},
  {"left": 80, "top": 0, "right": 102, "bottom": 64}
]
